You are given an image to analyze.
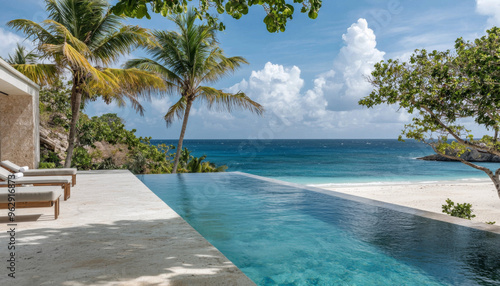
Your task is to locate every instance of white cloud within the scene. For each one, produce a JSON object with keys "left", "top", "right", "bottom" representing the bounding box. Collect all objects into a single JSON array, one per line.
[
  {"left": 150, "top": 97, "right": 172, "bottom": 115},
  {"left": 476, "top": 0, "right": 500, "bottom": 26},
  {"left": 321, "top": 18, "right": 385, "bottom": 111},
  {"left": 0, "top": 28, "right": 25, "bottom": 59},
  {"left": 226, "top": 18, "right": 408, "bottom": 135},
  {"left": 228, "top": 62, "right": 306, "bottom": 124}
]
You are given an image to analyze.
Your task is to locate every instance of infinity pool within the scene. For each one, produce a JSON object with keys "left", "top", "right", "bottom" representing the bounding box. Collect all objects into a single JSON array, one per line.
[{"left": 138, "top": 172, "right": 500, "bottom": 285}]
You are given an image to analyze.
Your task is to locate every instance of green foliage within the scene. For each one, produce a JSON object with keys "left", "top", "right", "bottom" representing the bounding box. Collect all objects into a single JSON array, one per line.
[
  {"left": 175, "top": 148, "right": 228, "bottom": 173},
  {"left": 71, "top": 147, "right": 94, "bottom": 170},
  {"left": 441, "top": 199, "right": 476, "bottom": 220},
  {"left": 39, "top": 80, "right": 72, "bottom": 120},
  {"left": 360, "top": 27, "right": 500, "bottom": 197},
  {"left": 38, "top": 85, "right": 227, "bottom": 173},
  {"left": 68, "top": 113, "right": 227, "bottom": 173},
  {"left": 111, "top": 0, "right": 322, "bottom": 33},
  {"left": 40, "top": 149, "right": 61, "bottom": 166},
  {"left": 486, "top": 221, "right": 496, "bottom": 225},
  {"left": 39, "top": 162, "right": 56, "bottom": 169}
]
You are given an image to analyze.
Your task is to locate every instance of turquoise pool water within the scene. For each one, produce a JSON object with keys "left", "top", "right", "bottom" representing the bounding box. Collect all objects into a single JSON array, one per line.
[{"left": 138, "top": 172, "right": 500, "bottom": 285}]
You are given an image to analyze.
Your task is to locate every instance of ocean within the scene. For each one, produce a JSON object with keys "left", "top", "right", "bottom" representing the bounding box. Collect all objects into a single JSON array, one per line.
[{"left": 151, "top": 139, "right": 500, "bottom": 186}]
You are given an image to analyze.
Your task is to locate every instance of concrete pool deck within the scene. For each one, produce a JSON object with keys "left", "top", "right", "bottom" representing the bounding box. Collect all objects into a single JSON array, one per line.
[{"left": 0, "top": 170, "right": 255, "bottom": 286}]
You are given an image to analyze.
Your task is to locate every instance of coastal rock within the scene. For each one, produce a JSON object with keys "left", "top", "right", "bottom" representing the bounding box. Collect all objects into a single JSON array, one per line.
[
  {"left": 39, "top": 125, "right": 68, "bottom": 160},
  {"left": 418, "top": 149, "right": 500, "bottom": 162}
]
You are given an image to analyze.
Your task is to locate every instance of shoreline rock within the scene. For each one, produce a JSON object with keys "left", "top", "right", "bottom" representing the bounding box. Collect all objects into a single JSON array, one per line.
[{"left": 418, "top": 149, "right": 500, "bottom": 162}]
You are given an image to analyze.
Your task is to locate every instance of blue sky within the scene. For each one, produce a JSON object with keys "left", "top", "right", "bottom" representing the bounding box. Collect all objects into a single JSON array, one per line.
[{"left": 1, "top": 0, "right": 499, "bottom": 139}]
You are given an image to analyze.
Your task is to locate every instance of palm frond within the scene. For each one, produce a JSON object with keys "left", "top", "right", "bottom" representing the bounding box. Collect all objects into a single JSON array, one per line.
[
  {"left": 6, "top": 43, "right": 39, "bottom": 65},
  {"left": 164, "top": 96, "right": 187, "bottom": 127},
  {"left": 198, "top": 86, "right": 264, "bottom": 115},
  {"left": 91, "top": 25, "right": 156, "bottom": 66},
  {"left": 201, "top": 54, "right": 249, "bottom": 84},
  {"left": 7, "top": 19, "right": 57, "bottom": 44},
  {"left": 43, "top": 19, "right": 91, "bottom": 54},
  {"left": 124, "top": 58, "right": 181, "bottom": 92},
  {"left": 10, "top": 63, "right": 58, "bottom": 86}
]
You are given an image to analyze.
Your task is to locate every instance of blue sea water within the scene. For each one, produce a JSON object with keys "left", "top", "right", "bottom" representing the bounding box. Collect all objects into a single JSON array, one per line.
[
  {"left": 152, "top": 139, "right": 500, "bottom": 185},
  {"left": 139, "top": 173, "right": 500, "bottom": 285}
]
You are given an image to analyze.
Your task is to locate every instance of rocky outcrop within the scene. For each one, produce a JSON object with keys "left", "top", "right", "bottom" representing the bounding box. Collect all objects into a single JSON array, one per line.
[
  {"left": 418, "top": 149, "right": 500, "bottom": 162},
  {"left": 40, "top": 124, "right": 68, "bottom": 160}
]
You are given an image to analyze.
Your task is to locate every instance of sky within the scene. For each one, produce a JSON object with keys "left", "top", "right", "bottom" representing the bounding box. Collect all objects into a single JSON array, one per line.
[{"left": 1, "top": 0, "right": 499, "bottom": 139}]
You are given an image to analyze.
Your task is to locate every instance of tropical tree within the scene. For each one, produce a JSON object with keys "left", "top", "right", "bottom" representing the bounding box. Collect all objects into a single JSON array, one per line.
[
  {"left": 111, "top": 0, "right": 322, "bottom": 33},
  {"left": 126, "top": 11, "right": 264, "bottom": 173},
  {"left": 8, "top": 0, "right": 165, "bottom": 168},
  {"left": 359, "top": 27, "right": 500, "bottom": 199},
  {"left": 5, "top": 43, "right": 58, "bottom": 86}
]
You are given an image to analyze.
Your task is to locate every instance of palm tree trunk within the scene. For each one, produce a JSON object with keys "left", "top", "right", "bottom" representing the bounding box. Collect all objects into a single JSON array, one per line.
[
  {"left": 64, "top": 77, "right": 83, "bottom": 168},
  {"left": 172, "top": 99, "right": 193, "bottom": 173}
]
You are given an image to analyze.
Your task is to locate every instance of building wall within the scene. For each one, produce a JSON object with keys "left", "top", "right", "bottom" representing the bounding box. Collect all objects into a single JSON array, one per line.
[
  {"left": 0, "top": 59, "right": 40, "bottom": 169},
  {"left": 0, "top": 92, "right": 39, "bottom": 168}
]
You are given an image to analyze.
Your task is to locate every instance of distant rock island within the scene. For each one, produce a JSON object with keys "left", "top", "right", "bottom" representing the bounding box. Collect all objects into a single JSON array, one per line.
[{"left": 418, "top": 149, "right": 500, "bottom": 162}]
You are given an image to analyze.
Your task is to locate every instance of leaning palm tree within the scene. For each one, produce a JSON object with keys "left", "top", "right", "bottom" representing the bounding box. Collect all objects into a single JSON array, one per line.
[
  {"left": 8, "top": 0, "right": 165, "bottom": 167},
  {"left": 6, "top": 43, "right": 58, "bottom": 86},
  {"left": 126, "top": 11, "right": 264, "bottom": 173}
]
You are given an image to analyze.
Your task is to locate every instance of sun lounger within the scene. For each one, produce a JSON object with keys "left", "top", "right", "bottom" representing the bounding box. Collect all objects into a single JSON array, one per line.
[
  {"left": 0, "top": 160, "right": 77, "bottom": 186},
  {"left": 0, "top": 167, "right": 72, "bottom": 200},
  {"left": 0, "top": 186, "right": 63, "bottom": 219}
]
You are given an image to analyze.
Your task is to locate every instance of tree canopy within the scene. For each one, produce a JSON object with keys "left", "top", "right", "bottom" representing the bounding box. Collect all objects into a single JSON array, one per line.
[
  {"left": 8, "top": 0, "right": 166, "bottom": 167},
  {"left": 111, "top": 0, "right": 322, "bottom": 33},
  {"left": 359, "top": 27, "right": 500, "bottom": 198}
]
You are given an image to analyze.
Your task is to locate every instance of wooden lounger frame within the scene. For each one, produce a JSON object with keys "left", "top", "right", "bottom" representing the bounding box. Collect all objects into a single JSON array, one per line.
[{"left": 0, "top": 197, "right": 60, "bottom": 219}]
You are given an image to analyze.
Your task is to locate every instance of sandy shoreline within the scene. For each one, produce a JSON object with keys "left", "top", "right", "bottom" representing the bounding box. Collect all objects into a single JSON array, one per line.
[{"left": 318, "top": 179, "right": 500, "bottom": 225}]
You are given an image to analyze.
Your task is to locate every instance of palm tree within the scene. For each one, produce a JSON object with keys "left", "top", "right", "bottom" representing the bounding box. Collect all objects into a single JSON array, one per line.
[
  {"left": 5, "top": 43, "right": 58, "bottom": 86},
  {"left": 125, "top": 10, "right": 264, "bottom": 173},
  {"left": 8, "top": 0, "right": 165, "bottom": 167}
]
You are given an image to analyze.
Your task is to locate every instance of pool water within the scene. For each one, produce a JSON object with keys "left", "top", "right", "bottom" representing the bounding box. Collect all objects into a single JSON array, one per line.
[{"left": 138, "top": 172, "right": 500, "bottom": 285}]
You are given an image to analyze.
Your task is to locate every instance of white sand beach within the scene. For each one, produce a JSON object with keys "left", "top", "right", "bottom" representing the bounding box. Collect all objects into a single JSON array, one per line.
[{"left": 320, "top": 179, "right": 500, "bottom": 224}]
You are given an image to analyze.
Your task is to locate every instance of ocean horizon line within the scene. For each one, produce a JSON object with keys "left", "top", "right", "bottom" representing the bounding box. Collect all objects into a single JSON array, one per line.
[{"left": 150, "top": 138, "right": 415, "bottom": 141}]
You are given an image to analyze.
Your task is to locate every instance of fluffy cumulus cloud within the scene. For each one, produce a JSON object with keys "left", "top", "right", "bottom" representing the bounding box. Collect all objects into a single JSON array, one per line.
[
  {"left": 0, "top": 28, "right": 25, "bottom": 59},
  {"left": 228, "top": 63, "right": 307, "bottom": 124},
  {"left": 476, "top": 0, "right": 500, "bottom": 26},
  {"left": 319, "top": 18, "right": 385, "bottom": 111},
  {"left": 227, "top": 18, "right": 403, "bottom": 135}
]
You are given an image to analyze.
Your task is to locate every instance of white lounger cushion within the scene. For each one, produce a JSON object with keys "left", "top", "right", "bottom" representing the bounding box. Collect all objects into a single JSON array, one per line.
[
  {"left": 0, "top": 176, "right": 71, "bottom": 186},
  {"left": 1, "top": 160, "right": 77, "bottom": 175},
  {"left": 0, "top": 186, "right": 63, "bottom": 202},
  {"left": 0, "top": 167, "right": 10, "bottom": 181}
]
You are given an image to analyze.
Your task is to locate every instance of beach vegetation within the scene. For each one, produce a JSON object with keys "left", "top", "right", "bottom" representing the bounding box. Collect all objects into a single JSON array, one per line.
[
  {"left": 8, "top": 0, "right": 166, "bottom": 168},
  {"left": 360, "top": 27, "right": 500, "bottom": 199},
  {"left": 126, "top": 10, "right": 264, "bottom": 173},
  {"left": 111, "top": 0, "right": 322, "bottom": 33},
  {"left": 441, "top": 199, "right": 476, "bottom": 220},
  {"left": 37, "top": 81, "right": 227, "bottom": 174}
]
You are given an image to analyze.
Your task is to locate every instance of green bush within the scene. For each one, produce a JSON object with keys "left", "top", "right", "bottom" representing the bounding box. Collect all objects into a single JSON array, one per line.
[
  {"left": 39, "top": 162, "right": 56, "bottom": 169},
  {"left": 71, "top": 147, "right": 93, "bottom": 170},
  {"left": 40, "top": 149, "right": 61, "bottom": 166},
  {"left": 442, "top": 199, "right": 476, "bottom": 220}
]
